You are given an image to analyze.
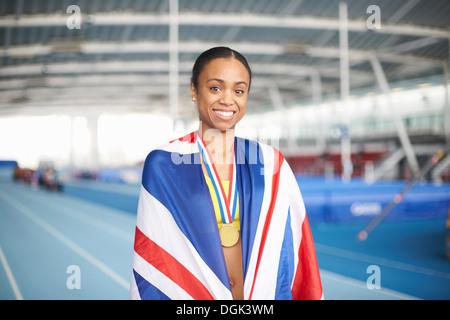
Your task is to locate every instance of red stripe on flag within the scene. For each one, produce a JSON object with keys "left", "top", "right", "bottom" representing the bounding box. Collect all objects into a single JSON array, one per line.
[
  {"left": 227, "top": 161, "right": 234, "bottom": 207},
  {"left": 210, "top": 155, "right": 233, "bottom": 222},
  {"left": 248, "top": 148, "right": 283, "bottom": 300},
  {"left": 170, "top": 131, "right": 197, "bottom": 144},
  {"left": 291, "top": 215, "right": 323, "bottom": 300},
  {"left": 199, "top": 135, "right": 233, "bottom": 223},
  {"left": 134, "top": 227, "right": 214, "bottom": 300}
]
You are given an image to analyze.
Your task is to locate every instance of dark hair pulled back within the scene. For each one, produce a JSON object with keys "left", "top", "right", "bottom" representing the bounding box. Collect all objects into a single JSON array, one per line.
[{"left": 191, "top": 47, "right": 252, "bottom": 92}]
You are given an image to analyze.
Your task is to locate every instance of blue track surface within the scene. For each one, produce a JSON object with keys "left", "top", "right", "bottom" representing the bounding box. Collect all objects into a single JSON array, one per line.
[
  {"left": 1, "top": 177, "right": 449, "bottom": 300},
  {"left": 0, "top": 181, "right": 135, "bottom": 299},
  {"left": 311, "top": 219, "right": 450, "bottom": 299}
]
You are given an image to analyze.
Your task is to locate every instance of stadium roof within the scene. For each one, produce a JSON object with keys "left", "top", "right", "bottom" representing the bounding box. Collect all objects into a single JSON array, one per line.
[{"left": 0, "top": 0, "right": 449, "bottom": 119}]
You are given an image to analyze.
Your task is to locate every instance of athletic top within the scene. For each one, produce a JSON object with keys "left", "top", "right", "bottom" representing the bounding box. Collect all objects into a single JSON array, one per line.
[{"left": 204, "top": 175, "right": 240, "bottom": 231}]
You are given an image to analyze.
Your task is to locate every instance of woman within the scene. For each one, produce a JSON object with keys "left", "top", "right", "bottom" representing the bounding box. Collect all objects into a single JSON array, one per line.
[{"left": 130, "top": 47, "right": 322, "bottom": 300}]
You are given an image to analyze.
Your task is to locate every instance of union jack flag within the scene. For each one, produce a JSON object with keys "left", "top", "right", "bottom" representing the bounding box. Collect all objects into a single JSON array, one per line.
[{"left": 130, "top": 131, "right": 323, "bottom": 300}]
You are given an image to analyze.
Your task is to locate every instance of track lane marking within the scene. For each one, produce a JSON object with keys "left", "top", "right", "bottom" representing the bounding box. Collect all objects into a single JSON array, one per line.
[
  {"left": 316, "top": 243, "right": 450, "bottom": 279},
  {"left": 0, "top": 245, "right": 23, "bottom": 300},
  {"left": 0, "top": 189, "right": 130, "bottom": 291}
]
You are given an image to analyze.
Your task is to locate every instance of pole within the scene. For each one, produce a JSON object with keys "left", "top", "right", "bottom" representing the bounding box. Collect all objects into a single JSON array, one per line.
[
  {"left": 169, "top": 0, "right": 179, "bottom": 128},
  {"left": 357, "top": 148, "right": 447, "bottom": 241},
  {"left": 369, "top": 53, "right": 420, "bottom": 176},
  {"left": 339, "top": 2, "right": 352, "bottom": 182},
  {"left": 311, "top": 69, "right": 325, "bottom": 151},
  {"left": 443, "top": 62, "right": 450, "bottom": 145}
]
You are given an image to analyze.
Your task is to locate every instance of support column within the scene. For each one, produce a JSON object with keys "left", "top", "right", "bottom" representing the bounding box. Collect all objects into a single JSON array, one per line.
[
  {"left": 444, "top": 61, "right": 450, "bottom": 146},
  {"left": 311, "top": 69, "right": 325, "bottom": 151},
  {"left": 87, "top": 114, "right": 99, "bottom": 170},
  {"left": 169, "top": 0, "right": 179, "bottom": 128},
  {"left": 69, "top": 116, "right": 76, "bottom": 169},
  {"left": 369, "top": 53, "right": 420, "bottom": 177},
  {"left": 339, "top": 2, "right": 352, "bottom": 182}
]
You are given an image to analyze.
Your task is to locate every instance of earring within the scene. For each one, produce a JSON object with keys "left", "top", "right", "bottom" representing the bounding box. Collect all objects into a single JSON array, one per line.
[{"left": 192, "top": 97, "right": 196, "bottom": 102}]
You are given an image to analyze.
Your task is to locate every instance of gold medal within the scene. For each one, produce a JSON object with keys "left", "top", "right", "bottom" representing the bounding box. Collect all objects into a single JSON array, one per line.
[
  {"left": 198, "top": 134, "right": 240, "bottom": 248},
  {"left": 219, "top": 224, "right": 239, "bottom": 247}
]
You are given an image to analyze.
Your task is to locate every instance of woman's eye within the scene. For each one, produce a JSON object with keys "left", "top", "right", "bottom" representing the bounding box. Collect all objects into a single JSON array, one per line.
[
  {"left": 235, "top": 89, "right": 244, "bottom": 94},
  {"left": 210, "top": 86, "right": 220, "bottom": 92}
]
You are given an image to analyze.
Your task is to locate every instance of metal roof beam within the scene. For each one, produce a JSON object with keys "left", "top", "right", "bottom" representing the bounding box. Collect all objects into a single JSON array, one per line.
[
  {"left": 0, "top": 73, "right": 339, "bottom": 96},
  {"left": 305, "top": 46, "right": 444, "bottom": 67},
  {"left": 1, "top": 40, "right": 442, "bottom": 72},
  {"left": 0, "top": 12, "right": 448, "bottom": 38},
  {"left": 0, "top": 58, "right": 373, "bottom": 85},
  {"left": 380, "top": 37, "right": 442, "bottom": 54},
  {"left": 0, "top": 41, "right": 284, "bottom": 57}
]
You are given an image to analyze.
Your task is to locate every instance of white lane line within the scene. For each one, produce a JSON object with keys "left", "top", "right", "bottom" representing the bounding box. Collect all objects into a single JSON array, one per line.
[
  {"left": 7, "top": 184, "right": 134, "bottom": 242},
  {"left": 0, "top": 245, "right": 24, "bottom": 300},
  {"left": 0, "top": 189, "right": 130, "bottom": 291},
  {"left": 319, "top": 269, "right": 420, "bottom": 300},
  {"left": 315, "top": 243, "right": 450, "bottom": 280}
]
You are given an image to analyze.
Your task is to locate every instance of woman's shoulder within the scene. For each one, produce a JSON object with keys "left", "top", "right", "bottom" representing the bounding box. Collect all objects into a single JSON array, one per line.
[{"left": 143, "top": 131, "right": 198, "bottom": 168}]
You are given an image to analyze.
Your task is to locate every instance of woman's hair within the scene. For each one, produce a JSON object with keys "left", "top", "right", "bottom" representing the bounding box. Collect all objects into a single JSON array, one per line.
[{"left": 191, "top": 46, "right": 252, "bottom": 92}]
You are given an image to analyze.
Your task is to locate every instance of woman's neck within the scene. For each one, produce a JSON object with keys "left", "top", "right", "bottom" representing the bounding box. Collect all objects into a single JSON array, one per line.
[{"left": 199, "top": 124, "right": 235, "bottom": 166}]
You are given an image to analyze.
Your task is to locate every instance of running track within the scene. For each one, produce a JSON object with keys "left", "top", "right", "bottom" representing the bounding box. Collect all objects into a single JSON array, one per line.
[{"left": 1, "top": 180, "right": 449, "bottom": 300}]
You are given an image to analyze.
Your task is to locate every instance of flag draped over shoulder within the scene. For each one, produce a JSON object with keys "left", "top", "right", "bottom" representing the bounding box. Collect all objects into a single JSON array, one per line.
[{"left": 130, "top": 131, "right": 323, "bottom": 300}]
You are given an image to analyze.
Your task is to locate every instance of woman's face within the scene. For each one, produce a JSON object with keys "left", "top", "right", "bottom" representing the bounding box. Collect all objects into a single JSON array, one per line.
[{"left": 191, "top": 57, "right": 250, "bottom": 133}]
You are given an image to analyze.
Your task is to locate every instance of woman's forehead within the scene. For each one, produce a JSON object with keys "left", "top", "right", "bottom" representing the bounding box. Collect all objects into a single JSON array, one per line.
[{"left": 199, "top": 58, "right": 250, "bottom": 84}]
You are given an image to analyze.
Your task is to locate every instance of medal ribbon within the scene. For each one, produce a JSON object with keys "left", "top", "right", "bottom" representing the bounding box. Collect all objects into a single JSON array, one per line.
[{"left": 197, "top": 134, "right": 238, "bottom": 225}]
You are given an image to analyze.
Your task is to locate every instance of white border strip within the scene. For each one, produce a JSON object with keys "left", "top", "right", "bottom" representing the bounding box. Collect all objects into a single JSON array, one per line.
[
  {"left": 316, "top": 243, "right": 450, "bottom": 280},
  {"left": 0, "top": 245, "right": 23, "bottom": 300},
  {"left": 320, "top": 269, "right": 420, "bottom": 300}
]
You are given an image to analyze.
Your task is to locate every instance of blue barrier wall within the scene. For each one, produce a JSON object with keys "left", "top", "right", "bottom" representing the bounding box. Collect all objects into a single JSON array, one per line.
[
  {"left": 62, "top": 175, "right": 450, "bottom": 223},
  {"left": 299, "top": 177, "right": 450, "bottom": 223},
  {"left": 0, "top": 160, "right": 17, "bottom": 181}
]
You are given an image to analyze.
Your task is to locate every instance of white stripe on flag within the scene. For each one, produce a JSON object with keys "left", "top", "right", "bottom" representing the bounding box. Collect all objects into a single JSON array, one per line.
[
  {"left": 252, "top": 161, "right": 291, "bottom": 299},
  {"left": 132, "top": 252, "right": 193, "bottom": 300},
  {"left": 137, "top": 186, "right": 232, "bottom": 299},
  {"left": 243, "top": 143, "right": 274, "bottom": 299},
  {"left": 284, "top": 162, "right": 307, "bottom": 287}
]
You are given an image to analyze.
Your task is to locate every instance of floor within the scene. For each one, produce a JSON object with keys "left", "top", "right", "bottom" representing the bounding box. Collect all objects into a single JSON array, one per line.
[{"left": 1, "top": 179, "right": 449, "bottom": 300}]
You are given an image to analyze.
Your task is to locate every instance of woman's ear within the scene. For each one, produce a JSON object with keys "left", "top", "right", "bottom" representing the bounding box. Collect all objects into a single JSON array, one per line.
[{"left": 190, "top": 83, "right": 197, "bottom": 102}]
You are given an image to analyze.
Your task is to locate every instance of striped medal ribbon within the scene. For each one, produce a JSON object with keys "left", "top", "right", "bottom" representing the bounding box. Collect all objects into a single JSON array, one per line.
[{"left": 197, "top": 134, "right": 239, "bottom": 247}]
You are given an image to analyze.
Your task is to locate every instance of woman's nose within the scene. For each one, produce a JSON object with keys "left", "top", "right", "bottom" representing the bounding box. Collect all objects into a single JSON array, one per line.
[{"left": 219, "top": 90, "right": 233, "bottom": 105}]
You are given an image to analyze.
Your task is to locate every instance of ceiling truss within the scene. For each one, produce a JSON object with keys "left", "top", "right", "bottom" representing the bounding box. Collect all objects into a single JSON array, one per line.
[{"left": 0, "top": 1, "right": 449, "bottom": 117}]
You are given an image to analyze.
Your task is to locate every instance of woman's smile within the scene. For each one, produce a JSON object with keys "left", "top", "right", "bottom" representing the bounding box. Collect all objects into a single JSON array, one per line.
[{"left": 213, "top": 109, "right": 236, "bottom": 119}]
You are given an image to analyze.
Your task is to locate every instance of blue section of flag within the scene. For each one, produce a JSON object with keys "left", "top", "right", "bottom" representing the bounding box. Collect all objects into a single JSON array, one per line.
[
  {"left": 141, "top": 148, "right": 230, "bottom": 289},
  {"left": 133, "top": 269, "right": 170, "bottom": 300},
  {"left": 274, "top": 210, "right": 295, "bottom": 300},
  {"left": 235, "top": 138, "right": 265, "bottom": 281}
]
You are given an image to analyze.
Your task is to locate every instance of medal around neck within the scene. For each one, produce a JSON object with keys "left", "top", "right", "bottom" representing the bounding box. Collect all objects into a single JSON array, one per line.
[
  {"left": 197, "top": 134, "right": 239, "bottom": 247},
  {"left": 220, "top": 224, "right": 239, "bottom": 247}
]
